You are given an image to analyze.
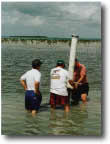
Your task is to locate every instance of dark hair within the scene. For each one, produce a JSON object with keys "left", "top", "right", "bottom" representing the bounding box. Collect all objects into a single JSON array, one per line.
[
  {"left": 57, "top": 63, "right": 65, "bottom": 68},
  {"left": 56, "top": 60, "right": 65, "bottom": 68},
  {"left": 75, "top": 58, "right": 78, "bottom": 62},
  {"left": 32, "top": 59, "right": 42, "bottom": 69}
]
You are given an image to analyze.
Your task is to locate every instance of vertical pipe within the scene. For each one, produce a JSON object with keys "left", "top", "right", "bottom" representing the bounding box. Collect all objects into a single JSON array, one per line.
[{"left": 67, "top": 34, "right": 79, "bottom": 89}]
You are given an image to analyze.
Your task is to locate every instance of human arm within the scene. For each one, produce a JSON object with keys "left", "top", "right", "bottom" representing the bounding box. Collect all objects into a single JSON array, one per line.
[
  {"left": 74, "top": 66, "right": 86, "bottom": 88},
  {"left": 74, "top": 78, "right": 82, "bottom": 89},
  {"left": 20, "top": 73, "right": 27, "bottom": 91},
  {"left": 34, "top": 72, "right": 41, "bottom": 95},
  {"left": 68, "top": 80, "right": 74, "bottom": 87},
  {"left": 20, "top": 80, "right": 27, "bottom": 91},
  {"left": 66, "top": 71, "right": 74, "bottom": 88},
  {"left": 34, "top": 81, "right": 40, "bottom": 95},
  {"left": 68, "top": 67, "right": 86, "bottom": 89}
]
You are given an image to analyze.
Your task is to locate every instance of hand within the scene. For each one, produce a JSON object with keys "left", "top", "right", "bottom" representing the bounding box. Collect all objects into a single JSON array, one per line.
[
  {"left": 34, "top": 90, "right": 40, "bottom": 95},
  {"left": 68, "top": 80, "right": 74, "bottom": 86},
  {"left": 24, "top": 87, "right": 27, "bottom": 91},
  {"left": 74, "top": 82, "right": 78, "bottom": 89}
]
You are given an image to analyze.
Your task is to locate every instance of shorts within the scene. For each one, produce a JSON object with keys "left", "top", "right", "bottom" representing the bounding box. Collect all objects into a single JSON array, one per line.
[
  {"left": 25, "top": 90, "right": 42, "bottom": 111},
  {"left": 50, "top": 93, "right": 69, "bottom": 105},
  {"left": 71, "top": 83, "right": 89, "bottom": 102}
]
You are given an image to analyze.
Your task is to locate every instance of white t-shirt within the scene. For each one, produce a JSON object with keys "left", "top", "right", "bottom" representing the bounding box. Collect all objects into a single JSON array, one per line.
[
  {"left": 20, "top": 68, "right": 41, "bottom": 91},
  {"left": 50, "top": 67, "right": 69, "bottom": 96}
]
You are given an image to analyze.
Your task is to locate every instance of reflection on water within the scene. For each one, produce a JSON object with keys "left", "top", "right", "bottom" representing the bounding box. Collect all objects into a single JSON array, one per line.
[{"left": 1, "top": 41, "right": 101, "bottom": 136}]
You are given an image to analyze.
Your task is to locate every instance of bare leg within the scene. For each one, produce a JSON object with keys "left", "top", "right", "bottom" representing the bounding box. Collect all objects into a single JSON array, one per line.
[
  {"left": 32, "top": 110, "right": 37, "bottom": 116},
  {"left": 51, "top": 104, "right": 56, "bottom": 109},
  {"left": 64, "top": 104, "right": 70, "bottom": 112},
  {"left": 81, "top": 93, "right": 87, "bottom": 104},
  {"left": 50, "top": 107, "right": 56, "bottom": 120}
]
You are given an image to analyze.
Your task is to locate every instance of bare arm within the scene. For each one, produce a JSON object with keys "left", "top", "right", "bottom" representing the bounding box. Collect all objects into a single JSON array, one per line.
[
  {"left": 20, "top": 80, "right": 27, "bottom": 91},
  {"left": 68, "top": 80, "right": 74, "bottom": 86},
  {"left": 74, "top": 67, "right": 86, "bottom": 88},
  {"left": 77, "top": 75, "right": 85, "bottom": 84},
  {"left": 68, "top": 75, "right": 84, "bottom": 89},
  {"left": 34, "top": 81, "right": 40, "bottom": 95},
  {"left": 77, "top": 66, "right": 86, "bottom": 83}
]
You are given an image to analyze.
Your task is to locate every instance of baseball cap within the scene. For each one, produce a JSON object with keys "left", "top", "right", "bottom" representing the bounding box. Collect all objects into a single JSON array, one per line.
[{"left": 56, "top": 59, "right": 65, "bottom": 65}]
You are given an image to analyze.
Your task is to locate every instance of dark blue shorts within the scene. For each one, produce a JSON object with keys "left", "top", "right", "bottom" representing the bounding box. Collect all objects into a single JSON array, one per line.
[{"left": 25, "top": 90, "right": 42, "bottom": 111}]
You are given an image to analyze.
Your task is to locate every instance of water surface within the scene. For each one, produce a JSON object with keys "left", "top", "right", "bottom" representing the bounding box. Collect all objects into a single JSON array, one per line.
[{"left": 1, "top": 40, "right": 101, "bottom": 136}]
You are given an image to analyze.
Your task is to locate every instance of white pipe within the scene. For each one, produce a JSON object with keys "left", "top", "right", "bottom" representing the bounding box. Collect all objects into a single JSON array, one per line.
[{"left": 67, "top": 34, "right": 79, "bottom": 89}]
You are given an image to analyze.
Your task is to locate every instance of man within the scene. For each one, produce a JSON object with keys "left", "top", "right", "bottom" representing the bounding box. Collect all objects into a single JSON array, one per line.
[
  {"left": 50, "top": 60, "right": 69, "bottom": 112},
  {"left": 20, "top": 59, "right": 42, "bottom": 116},
  {"left": 69, "top": 58, "right": 89, "bottom": 104}
]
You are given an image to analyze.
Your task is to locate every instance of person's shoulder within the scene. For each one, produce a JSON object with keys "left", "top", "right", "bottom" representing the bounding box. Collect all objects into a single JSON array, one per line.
[
  {"left": 62, "top": 68, "right": 68, "bottom": 72},
  {"left": 33, "top": 69, "right": 41, "bottom": 75},
  {"left": 62, "top": 68, "right": 68, "bottom": 74},
  {"left": 26, "top": 69, "right": 32, "bottom": 74},
  {"left": 22, "top": 70, "right": 31, "bottom": 78},
  {"left": 51, "top": 67, "right": 57, "bottom": 71},
  {"left": 36, "top": 69, "right": 41, "bottom": 75},
  {"left": 80, "top": 63, "right": 87, "bottom": 71},
  {"left": 80, "top": 63, "right": 86, "bottom": 68}
]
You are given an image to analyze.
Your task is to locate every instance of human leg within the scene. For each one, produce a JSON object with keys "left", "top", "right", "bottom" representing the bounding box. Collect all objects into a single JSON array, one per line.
[
  {"left": 81, "top": 93, "right": 87, "bottom": 104},
  {"left": 25, "top": 91, "right": 32, "bottom": 111},
  {"left": 32, "top": 110, "right": 37, "bottom": 116},
  {"left": 71, "top": 88, "right": 81, "bottom": 105},
  {"left": 50, "top": 93, "right": 56, "bottom": 110},
  {"left": 80, "top": 83, "right": 89, "bottom": 104},
  {"left": 30, "top": 92, "right": 40, "bottom": 115},
  {"left": 51, "top": 104, "right": 56, "bottom": 110},
  {"left": 64, "top": 104, "right": 70, "bottom": 112},
  {"left": 36, "top": 92, "right": 42, "bottom": 110},
  {"left": 61, "top": 96, "right": 70, "bottom": 112}
]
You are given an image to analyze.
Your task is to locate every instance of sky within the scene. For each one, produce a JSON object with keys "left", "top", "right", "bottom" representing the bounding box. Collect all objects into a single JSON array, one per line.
[{"left": 1, "top": 2, "right": 101, "bottom": 39}]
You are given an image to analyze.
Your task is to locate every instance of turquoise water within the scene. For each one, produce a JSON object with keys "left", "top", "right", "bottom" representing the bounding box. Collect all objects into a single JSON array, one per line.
[{"left": 1, "top": 40, "right": 101, "bottom": 136}]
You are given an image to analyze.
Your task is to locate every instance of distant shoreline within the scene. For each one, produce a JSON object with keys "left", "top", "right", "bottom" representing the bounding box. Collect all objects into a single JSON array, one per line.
[
  {"left": 1, "top": 36, "right": 101, "bottom": 49},
  {"left": 1, "top": 36, "right": 101, "bottom": 43}
]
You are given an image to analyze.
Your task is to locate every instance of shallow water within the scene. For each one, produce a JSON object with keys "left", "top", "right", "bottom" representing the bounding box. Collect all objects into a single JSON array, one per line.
[{"left": 1, "top": 40, "right": 101, "bottom": 136}]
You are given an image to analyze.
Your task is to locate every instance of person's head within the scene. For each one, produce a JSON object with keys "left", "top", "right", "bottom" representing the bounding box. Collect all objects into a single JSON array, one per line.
[
  {"left": 56, "top": 60, "right": 65, "bottom": 68},
  {"left": 74, "top": 58, "right": 79, "bottom": 69},
  {"left": 32, "top": 59, "right": 42, "bottom": 70}
]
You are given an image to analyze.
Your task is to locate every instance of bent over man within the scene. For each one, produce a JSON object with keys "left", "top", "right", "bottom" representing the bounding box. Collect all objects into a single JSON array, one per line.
[
  {"left": 69, "top": 58, "right": 89, "bottom": 105},
  {"left": 20, "top": 59, "right": 42, "bottom": 116}
]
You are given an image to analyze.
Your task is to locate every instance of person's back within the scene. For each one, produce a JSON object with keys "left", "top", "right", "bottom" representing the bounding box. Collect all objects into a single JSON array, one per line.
[
  {"left": 50, "top": 60, "right": 69, "bottom": 112},
  {"left": 50, "top": 67, "right": 68, "bottom": 96},
  {"left": 22, "top": 69, "right": 41, "bottom": 91},
  {"left": 20, "top": 59, "right": 42, "bottom": 116}
]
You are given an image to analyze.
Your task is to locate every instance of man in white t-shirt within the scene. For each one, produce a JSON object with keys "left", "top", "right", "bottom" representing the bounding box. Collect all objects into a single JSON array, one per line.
[
  {"left": 20, "top": 59, "right": 42, "bottom": 116},
  {"left": 50, "top": 60, "right": 70, "bottom": 112}
]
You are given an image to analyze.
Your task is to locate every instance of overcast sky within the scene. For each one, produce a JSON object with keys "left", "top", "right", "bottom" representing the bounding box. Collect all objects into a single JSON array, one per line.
[{"left": 2, "top": 2, "right": 101, "bottom": 38}]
